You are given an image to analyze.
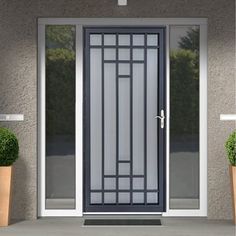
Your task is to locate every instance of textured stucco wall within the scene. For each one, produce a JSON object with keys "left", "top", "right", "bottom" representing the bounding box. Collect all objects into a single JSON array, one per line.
[{"left": 0, "top": 0, "right": 235, "bottom": 220}]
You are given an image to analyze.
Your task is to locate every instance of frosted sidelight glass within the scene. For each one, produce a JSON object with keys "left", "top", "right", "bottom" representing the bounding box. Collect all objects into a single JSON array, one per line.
[
  {"left": 90, "top": 48, "right": 102, "bottom": 190},
  {"left": 119, "top": 78, "right": 130, "bottom": 160},
  {"left": 104, "top": 63, "right": 116, "bottom": 175},
  {"left": 45, "top": 25, "right": 76, "bottom": 210},
  {"left": 146, "top": 49, "right": 158, "bottom": 190},
  {"left": 132, "top": 63, "right": 144, "bottom": 175}
]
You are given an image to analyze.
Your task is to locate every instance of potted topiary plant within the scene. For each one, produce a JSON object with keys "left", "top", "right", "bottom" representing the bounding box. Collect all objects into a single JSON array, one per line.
[
  {"left": 225, "top": 131, "right": 236, "bottom": 224},
  {"left": 0, "top": 127, "right": 19, "bottom": 227}
]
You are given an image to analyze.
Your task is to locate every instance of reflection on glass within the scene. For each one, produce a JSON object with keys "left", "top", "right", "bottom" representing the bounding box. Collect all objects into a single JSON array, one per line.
[
  {"left": 45, "top": 25, "right": 76, "bottom": 209},
  {"left": 170, "top": 26, "right": 200, "bottom": 209}
]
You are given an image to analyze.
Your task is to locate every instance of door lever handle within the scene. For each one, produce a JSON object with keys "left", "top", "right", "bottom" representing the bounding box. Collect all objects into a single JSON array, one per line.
[{"left": 154, "top": 109, "right": 165, "bottom": 129}]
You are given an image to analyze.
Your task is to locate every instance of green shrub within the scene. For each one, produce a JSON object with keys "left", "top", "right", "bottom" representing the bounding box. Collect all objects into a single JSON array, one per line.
[
  {"left": 0, "top": 128, "right": 19, "bottom": 166},
  {"left": 225, "top": 131, "right": 236, "bottom": 166}
]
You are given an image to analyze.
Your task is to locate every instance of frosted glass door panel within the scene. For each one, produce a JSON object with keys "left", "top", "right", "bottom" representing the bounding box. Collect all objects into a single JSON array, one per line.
[
  {"left": 133, "top": 63, "right": 144, "bottom": 175},
  {"left": 147, "top": 49, "right": 158, "bottom": 190},
  {"left": 147, "top": 34, "right": 158, "bottom": 46},
  {"left": 104, "top": 178, "right": 116, "bottom": 190},
  {"left": 133, "top": 34, "right": 144, "bottom": 45},
  {"left": 104, "top": 34, "right": 116, "bottom": 45},
  {"left": 90, "top": 34, "right": 102, "bottom": 45},
  {"left": 104, "top": 49, "right": 116, "bottom": 60},
  {"left": 133, "top": 49, "right": 144, "bottom": 60},
  {"left": 119, "top": 63, "right": 130, "bottom": 75},
  {"left": 119, "top": 49, "right": 130, "bottom": 60},
  {"left": 90, "top": 48, "right": 102, "bottom": 190},
  {"left": 104, "top": 63, "right": 116, "bottom": 175},
  {"left": 119, "top": 163, "right": 130, "bottom": 175},
  {"left": 119, "top": 78, "right": 130, "bottom": 161},
  {"left": 118, "top": 34, "right": 130, "bottom": 45}
]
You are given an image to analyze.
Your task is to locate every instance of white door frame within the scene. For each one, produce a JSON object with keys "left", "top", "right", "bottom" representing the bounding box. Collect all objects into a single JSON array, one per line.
[{"left": 38, "top": 18, "right": 207, "bottom": 217}]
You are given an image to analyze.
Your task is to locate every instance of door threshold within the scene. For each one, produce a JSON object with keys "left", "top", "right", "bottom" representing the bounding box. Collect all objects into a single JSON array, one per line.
[{"left": 83, "top": 213, "right": 163, "bottom": 217}]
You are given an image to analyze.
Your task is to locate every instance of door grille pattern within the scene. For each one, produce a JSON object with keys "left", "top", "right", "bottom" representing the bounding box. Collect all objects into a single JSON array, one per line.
[{"left": 84, "top": 27, "right": 166, "bottom": 212}]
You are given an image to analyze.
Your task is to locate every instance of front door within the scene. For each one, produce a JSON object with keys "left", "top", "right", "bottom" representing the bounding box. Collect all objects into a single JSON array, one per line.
[{"left": 84, "top": 27, "right": 166, "bottom": 212}]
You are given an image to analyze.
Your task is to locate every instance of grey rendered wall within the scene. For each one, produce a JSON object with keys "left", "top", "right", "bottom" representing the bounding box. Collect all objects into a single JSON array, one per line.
[{"left": 0, "top": 0, "right": 235, "bottom": 220}]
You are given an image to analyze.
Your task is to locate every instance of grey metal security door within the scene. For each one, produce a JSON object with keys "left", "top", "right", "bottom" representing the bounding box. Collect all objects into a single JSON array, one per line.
[{"left": 84, "top": 27, "right": 166, "bottom": 212}]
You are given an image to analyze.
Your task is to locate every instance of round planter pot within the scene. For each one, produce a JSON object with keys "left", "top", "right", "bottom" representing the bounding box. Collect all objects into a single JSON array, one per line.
[
  {"left": 0, "top": 166, "right": 12, "bottom": 227},
  {"left": 229, "top": 165, "right": 236, "bottom": 224}
]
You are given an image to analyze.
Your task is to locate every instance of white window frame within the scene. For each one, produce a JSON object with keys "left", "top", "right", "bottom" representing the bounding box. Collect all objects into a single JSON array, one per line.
[{"left": 38, "top": 18, "right": 207, "bottom": 217}]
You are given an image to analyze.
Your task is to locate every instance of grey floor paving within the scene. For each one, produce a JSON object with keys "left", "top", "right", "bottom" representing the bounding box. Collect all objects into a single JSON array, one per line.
[{"left": 0, "top": 217, "right": 235, "bottom": 236}]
